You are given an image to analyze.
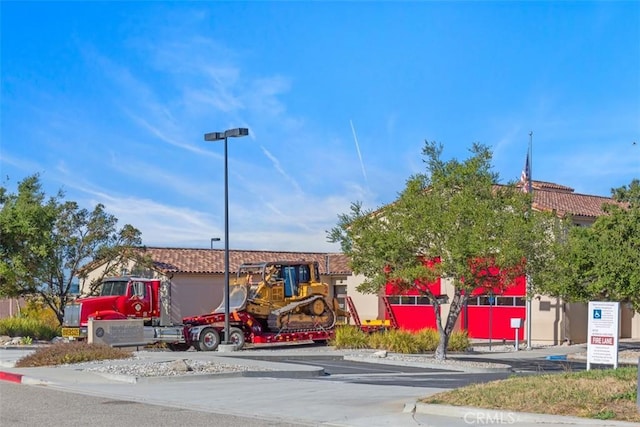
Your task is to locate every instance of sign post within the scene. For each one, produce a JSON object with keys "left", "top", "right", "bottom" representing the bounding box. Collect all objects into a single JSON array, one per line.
[
  {"left": 586, "top": 301, "right": 620, "bottom": 370},
  {"left": 511, "top": 318, "right": 523, "bottom": 351}
]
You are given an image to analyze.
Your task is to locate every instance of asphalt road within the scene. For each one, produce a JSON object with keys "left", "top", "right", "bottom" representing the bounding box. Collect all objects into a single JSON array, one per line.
[
  {"left": 274, "top": 356, "right": 516, "bottom": 388},
  {"left": 0, "top": 382, "right": 310, "bottom": 427}
]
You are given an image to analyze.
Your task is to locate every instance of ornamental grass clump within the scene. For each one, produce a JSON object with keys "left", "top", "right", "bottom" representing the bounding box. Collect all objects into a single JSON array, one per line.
[
  {"left": 0, "top": 317, "right": 60, "bottom": 341},
  {"left": 377, "top": 329, "right": 421, "bottom": 354},
  {"left": 447, "top": 330, "right": 470, "bottom": 352},
  {"left": 332, "top": 324, "right": 471, "bottom": 354},
  {"left": 366, "top": 329, "right": 388, "bottom": 350},
  {"left": 330, "top": 325, "right": 370, "bottom": 349},
  {"left": 415, "top": 328, "right": 440, "bottom": 351},
  {"left": 15, "top": 341, "right": 133, "bottom": 367}
]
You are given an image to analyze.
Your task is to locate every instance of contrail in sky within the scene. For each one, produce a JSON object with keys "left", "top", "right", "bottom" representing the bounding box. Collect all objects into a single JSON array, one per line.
[{"left": 350, "top": 120, "right": 369, "bottom": 187}]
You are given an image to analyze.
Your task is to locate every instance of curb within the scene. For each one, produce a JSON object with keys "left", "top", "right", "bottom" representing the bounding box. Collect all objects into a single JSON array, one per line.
[
  {"left": 411, "top": 403, "right": 640, "bottom": 426},
  {"left": 0, "top": 370, "right": 23, "bottom": 383},
  {"left": 0, "top": 370, "right": 49, "bottom": 385},
  {"left": 343, "top": 355, "right": 513, "bottom": 373},
  {"left": 0, "top": 360, "right": 325, "bottom": 385},
  {"left": 90, "top": 366, "right": 325, "bottom": 384}
]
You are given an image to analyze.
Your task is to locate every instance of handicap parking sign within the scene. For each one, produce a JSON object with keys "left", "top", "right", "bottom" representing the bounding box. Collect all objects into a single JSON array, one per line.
[{"left": 593, "top": 309, "right": 602, "bottom": 319}]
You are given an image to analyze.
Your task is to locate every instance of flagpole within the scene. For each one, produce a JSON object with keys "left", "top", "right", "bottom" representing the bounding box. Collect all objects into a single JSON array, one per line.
[{"left": 526, "top": 131, "right": 533, "bottom": 350}]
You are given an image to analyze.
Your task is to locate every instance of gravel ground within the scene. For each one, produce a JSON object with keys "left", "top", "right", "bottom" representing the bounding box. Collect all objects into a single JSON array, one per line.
[
  {"left": 340, "top": 348, "right": 510, "bottom": 369},
  {"left": 78, "top": 358, "right": 274, "bottom": 377}
]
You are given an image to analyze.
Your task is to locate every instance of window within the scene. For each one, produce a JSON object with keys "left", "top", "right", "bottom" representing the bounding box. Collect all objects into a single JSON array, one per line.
[
  {"left": 132, "top": 281, "right": 146, "bottom": 298},
  {"left": 386, "top": 296, "right": 399, "bottom": 304},
  {"left": 478, "top": 296, "right": 493, "bottom": 306},
  {"left": 387, "top": 295, "right": 433, "bottom": 306},
  {"left": 100, "top": 281, "right": 128, "bottom": 296},
  {"left": 282, "top": 266, "right": 299, "bottom": 297},
  {"left": 496, "top": 296, "right": 514, "bottom": 306},
  {"left": 298, "top": 265, "right": 310, "bottom": 283},
  {"left": 416, "top": 296, "right": 431, "bottom": 305},
  {"left": 472, "top": 296, "right": 523, "bottom": 306}
]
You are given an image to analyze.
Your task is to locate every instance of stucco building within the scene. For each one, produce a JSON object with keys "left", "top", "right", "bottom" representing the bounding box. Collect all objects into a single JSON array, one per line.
[{"left": 362, "top": 180, "right": 640, "bottom": 345}]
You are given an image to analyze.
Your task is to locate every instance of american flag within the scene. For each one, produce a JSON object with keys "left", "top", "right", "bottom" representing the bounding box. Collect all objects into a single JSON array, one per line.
[{"left": 520, "top": 151, "right": 531, "bottom": 193}]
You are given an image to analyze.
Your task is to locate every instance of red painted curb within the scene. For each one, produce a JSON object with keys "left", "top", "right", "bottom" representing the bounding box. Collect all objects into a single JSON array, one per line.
[{"left": 0, "top": 371, "right": 24, "bottom": 383}]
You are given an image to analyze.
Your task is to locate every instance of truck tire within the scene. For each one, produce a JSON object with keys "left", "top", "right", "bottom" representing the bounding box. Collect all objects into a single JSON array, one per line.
[
  {"left": 198, "top": 327, "right": 220, "bottom": 351},
  {"left": 227, "top": 327, "right": 245, "bottom": 350}
]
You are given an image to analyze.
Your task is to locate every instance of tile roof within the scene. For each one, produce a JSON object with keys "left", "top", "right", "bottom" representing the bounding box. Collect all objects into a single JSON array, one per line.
[
  {"left": 526, "top": 181, "right": 622, "bottom": 219},
  {"left": 529, "top": 180, "right": 575, "bottom": 193},
  {"left": 136, "top": 247, "right": 352, "bottom": 275}
]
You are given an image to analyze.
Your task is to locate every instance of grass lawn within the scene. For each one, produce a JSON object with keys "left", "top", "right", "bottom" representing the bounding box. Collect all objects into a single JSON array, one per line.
[{"left": 421, "top": 366, "right": 640, "bottom": 423}]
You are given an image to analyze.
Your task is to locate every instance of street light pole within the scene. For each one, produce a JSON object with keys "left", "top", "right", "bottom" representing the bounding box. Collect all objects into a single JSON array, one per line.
[
  {"left": 525, "top": 131, "right": 533, "bottom": 350},
  {"left": 204, "top": 128, "right": 249, "bottom": 346}
]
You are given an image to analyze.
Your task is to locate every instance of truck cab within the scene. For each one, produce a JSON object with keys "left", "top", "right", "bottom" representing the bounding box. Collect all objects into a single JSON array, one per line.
[{"left": 62, "top": 277, "right": 161, "bottom": 339}]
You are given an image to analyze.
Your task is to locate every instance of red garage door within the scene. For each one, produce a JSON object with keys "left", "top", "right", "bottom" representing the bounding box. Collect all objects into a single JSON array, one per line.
[
  {"left": 460, "top": 275, "right": 527, "bottom": 340},
  {"left": 386, "top": 295, "right": 439, "bottom": 331}
]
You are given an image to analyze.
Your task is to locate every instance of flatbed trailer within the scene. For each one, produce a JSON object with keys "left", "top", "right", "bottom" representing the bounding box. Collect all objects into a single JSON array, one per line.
[{"left": 152, "top": 309, "right": 334, "bottom": 351}]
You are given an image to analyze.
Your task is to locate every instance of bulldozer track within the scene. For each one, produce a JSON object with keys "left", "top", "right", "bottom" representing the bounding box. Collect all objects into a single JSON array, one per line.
[{"left": 267, "top": 295, "right": 336, "bottom": 331}]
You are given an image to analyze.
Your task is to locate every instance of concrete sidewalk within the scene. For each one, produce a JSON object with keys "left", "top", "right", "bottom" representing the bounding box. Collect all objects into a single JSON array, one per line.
[{"left": 1, "top": 344, "right": 638, "bottom": 427}]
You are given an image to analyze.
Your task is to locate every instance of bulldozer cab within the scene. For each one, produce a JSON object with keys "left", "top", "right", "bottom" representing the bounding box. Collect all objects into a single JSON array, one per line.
[{"left": 280, "top": 264, "right": 310, "bottom": 297}]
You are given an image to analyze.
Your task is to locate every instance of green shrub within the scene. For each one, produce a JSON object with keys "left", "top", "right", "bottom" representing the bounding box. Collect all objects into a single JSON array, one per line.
[
  {"left": 366, "top": 330, "right": 388, "bottom": 350},
  {"left": 0, "top": 317, "right": 60, "bottom": 341},
  {"left": 447, "top": 330, "right": 470, "bottom": 352},
  {"left": 15, "top": 342, "right": 133, "bottom": 367},
  {"left": 331, "top": 325, "right": 470, "bottom": 354},
  {"left": 415, "top": 328, "right": 440, "bottom": 351},
  {"left": 375, "top": 329, "right": 421, "bottom": 354},
  {"left": 372, "top": 328, "right": 469, "bottom": 353},
  {"left": 330, "top": 325, "right": 369, "bottom": 349}
]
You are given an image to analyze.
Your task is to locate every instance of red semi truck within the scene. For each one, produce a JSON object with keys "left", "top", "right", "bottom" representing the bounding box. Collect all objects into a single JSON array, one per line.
[{"left": 62, "top": 260, "right": 345, "bottom": 351}]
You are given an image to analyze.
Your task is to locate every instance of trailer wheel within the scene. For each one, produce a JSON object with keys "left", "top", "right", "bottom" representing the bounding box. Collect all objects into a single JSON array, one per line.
[
  {"left": 227, "top": 327, "right": 245, "bottom": 350},
  {"left": 198, "top": 327, "right": 220, "bottom": 351}
]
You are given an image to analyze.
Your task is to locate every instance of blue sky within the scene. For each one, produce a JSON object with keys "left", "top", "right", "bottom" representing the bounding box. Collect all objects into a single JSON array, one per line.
[{"left": 2, "top": 2, "right": 639, "bottom": 252}]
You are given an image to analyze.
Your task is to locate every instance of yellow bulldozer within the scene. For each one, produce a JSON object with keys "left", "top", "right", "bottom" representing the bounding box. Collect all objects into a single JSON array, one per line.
[{"left": 215, "top": 260, "right": 348, "bottom": 331}]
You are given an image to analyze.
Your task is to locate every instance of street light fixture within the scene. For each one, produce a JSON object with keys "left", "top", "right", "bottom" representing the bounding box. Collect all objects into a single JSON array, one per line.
[
  {"left": 204, "top": 127, "right": 249, "bottom": 347},
  {"left": 210, "top": 237, "right": 221, "bottom": 249}
]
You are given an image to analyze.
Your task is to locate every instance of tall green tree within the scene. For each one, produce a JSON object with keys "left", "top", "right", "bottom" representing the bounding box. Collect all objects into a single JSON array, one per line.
[
  {"left": 0, "top": 175, "right": 144, "bottom": 324},
  {"left": 329, "top": 142, "right": 557, "bottom": 360},
  {"left": 537, "top": 179, "right": 640, "bottom": 310}
]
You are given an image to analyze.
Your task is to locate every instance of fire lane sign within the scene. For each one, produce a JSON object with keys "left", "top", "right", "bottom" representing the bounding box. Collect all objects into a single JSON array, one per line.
[
  {"left": 587, "top": 301, "right": 620, "bottom": 370},
  {"left": 590, "top": 336, "right": 615, "bottom": 345}
]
